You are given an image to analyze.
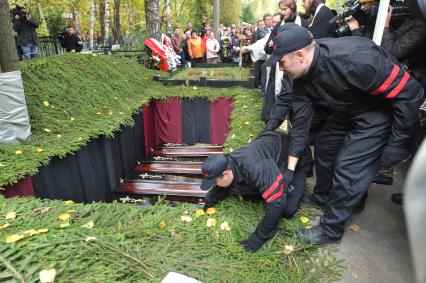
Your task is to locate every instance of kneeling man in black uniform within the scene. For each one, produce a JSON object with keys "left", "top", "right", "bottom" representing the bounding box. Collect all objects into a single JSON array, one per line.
[
  {"left": 200, "top": 131, "right": 311, "bottom": 252},
  {"left": 264, "top": 23, "right": 424, "bottom": 244}
]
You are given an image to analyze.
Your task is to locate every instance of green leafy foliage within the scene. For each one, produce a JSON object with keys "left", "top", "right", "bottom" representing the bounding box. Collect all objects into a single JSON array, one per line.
[
  {"left": 241, "top": 4, "right": 256, "bottom": 24},
  {"left": 0, "top": 196, "right": 343, "bottom": 282},
  {"left": 172, "top": 67, "right": 251, "bottom": 81}
]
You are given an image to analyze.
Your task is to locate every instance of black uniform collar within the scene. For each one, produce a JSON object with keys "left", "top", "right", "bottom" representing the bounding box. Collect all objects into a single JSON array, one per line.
[{"left": 303, "top": 43, "right": 321, "bottom": 80}]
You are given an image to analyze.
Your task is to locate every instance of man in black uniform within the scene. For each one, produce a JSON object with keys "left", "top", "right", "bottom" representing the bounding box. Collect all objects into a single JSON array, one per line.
[
  {"left": 59, "top": 26, "right": 83, "bottom": 53},
  {"left": 264, "top": 24, "right": 424, "bottom": 244},
  {"left": 201, "top": 131, "right": 311, "bottom": 252}
]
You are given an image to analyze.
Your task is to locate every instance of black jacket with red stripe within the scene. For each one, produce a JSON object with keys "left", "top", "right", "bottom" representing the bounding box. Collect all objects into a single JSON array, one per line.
[
  {"left": 204, "top": 131, "right": 310, "bottom": 241},
  {"left": 289, "top": 36, "right": 425, "bottom": 157}
]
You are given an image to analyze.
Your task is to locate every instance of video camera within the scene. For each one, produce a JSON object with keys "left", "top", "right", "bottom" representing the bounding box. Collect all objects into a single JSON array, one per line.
[{"left": 329, "top": 0, "right": 363, "bottom": 37}]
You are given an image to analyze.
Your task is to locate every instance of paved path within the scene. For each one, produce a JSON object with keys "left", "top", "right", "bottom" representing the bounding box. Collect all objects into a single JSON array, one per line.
[{"left": 307, "top": 162, "right": 415, "bottom": 282}]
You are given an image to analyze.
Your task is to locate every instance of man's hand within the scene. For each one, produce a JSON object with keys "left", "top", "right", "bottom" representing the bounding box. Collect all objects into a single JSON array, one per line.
[
  {"left": 283, "top": 168, "right": 295, "bottom": 188},
  {"left": 239, "top": 233, "right": 266, "bottom": 252},
  {"left": 347, "top": 18, "right": 360, "bottom": 31},
  {"left": 385, "top": 5, "right": 393, "bottom": 28},
  {"left": 202, "top": 201, "right": 213, "bottom": 212},
  {"left": 380, "top": 145, "right": 411, "bottom": 169}
]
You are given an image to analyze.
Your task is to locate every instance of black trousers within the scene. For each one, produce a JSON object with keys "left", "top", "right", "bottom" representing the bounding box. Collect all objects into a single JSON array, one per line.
[
  {"left": 312, "top": 110, "right": 391, "bottom": 239},
  {"left": 254, "top": 60, "right": 265, "bottom": 88}
]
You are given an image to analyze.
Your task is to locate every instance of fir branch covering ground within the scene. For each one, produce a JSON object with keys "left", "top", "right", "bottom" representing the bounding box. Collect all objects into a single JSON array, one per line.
[
  {"left": 0, "top": 55, "right": 254, "bottom": 188},
  {"left": 0, "top": 196, "right": 342, "bottom": 282},
  {"left": 171, "top": 67, "right": 251, "bottom": 81}
]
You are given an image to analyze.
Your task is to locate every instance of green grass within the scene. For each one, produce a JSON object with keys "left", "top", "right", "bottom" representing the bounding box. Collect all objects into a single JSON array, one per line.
[
  {"left": 172, "top": 67, "right": 251, "bottom": 81},
  {"left": 0, "top": 196, "right": 343, "bottom": 282}
]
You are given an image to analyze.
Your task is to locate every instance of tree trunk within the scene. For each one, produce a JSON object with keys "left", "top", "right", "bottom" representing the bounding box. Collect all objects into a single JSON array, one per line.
[
  {"left": 0, "top": 0, "right": 19, "bottom": 72},
  {"left": 104, "top": 0, "right": 110, "bottom": 45},
  {"left": 165, "top": 0, "right": 171, "bottom": 35},
  {"left": 113, "top": 0, "right": 122, "bottom": 43},
  {"left": 72, "top": 8, "right": 80, "bottom": 34},
  {"left": 144, "top": 0, "right": 161, "bottom": 41},
  {"left": 99, "top": 0, "right": 105, "bottom": 43},
  {"left": 90, "top": 0, "right": 95, "bottom": 49},
  {"left": 36, "top": 0, "right": 48, "bottom": 34},
  {"left": 213, "top": 0, "right": 220, "bottom": 38}
]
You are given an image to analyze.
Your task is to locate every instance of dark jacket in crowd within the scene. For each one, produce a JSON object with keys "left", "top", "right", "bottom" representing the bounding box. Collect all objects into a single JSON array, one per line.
[
  {"left": 13, "top": 18, "right": 39, "bottom": 46},
  {"left": 253, "top": 27, "right": 270, "bottom": 42},
  {"left": 204, "top": 131, "right": 311, "bottom": 241},
  {"left": 59, "top": 33, "right": 83, "bottom": 52},
  {"left": 289, "top": 37, "right": 425, "bottom": 157},
  {"left": 382, "top": 16, "right": 426, "bottom": 71},
  {"left": 308, "top": 4, "right": 336, "bottom": 38}
]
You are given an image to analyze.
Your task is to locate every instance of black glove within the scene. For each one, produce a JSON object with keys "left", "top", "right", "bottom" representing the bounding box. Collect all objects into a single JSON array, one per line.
[
  {"left": 264, "top": 119, "right": 282, "bottom": 131},
  {"left": 283, "top": 168, "right": 295, "bottom": 189},
  {"left": 380, "top": 146, "right": 411, "bottom": 169},
  {"left": 202, "top": 201, "right": 213, "bottom": 212},
  {"left": 239, "top": 233, "right": 266, "bottom": 252}
]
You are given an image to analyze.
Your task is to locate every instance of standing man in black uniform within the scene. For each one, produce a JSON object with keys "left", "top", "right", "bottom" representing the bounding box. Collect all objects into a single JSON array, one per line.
[
  {"left": 201, "top": 131, "right": 311, "bottom": 252},
  {"left": 264, "top": 24, "right": 424, "bottom": 244}
]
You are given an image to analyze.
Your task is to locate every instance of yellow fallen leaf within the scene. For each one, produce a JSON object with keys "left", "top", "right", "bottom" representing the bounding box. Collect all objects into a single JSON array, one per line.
[
  {"left": 5, "top": 212, "right": 16, "bottom": 220},
  {"left": 81, "top": 221, "right": 94, "bottom": 229},
  {"left": 58, "top": 213, "right": 71, "bottom": 221},
  {"left": 36, "top": 228, "right": 49, "bottom": 234},
  {"left": 180, "top": 215, "right": 192, "bottom": 223},
  {"left": 43, "top": 101, "right": 50, "bottom": 107},
  {"left": 44, "top": 128, "right": 51, "bottom": 133},
  {"left": 78, "top": 137, "right": 83, "bottom": 141},
  {"left": 92, "top": 54, "right": 97, "bottom": 57},
  {"left": 206, "top": 207, "right": 216, "bottom": 216},
  {"left": 70, "top": 117, "right": 75, "bottom": 122},
  {"left": 0, "top": 223, "right": 10, "bottom": 230},
  {"left": 114, "top": 96, "right": 118, "bottom": 100},
  {"left": 159, "top": 220, "right": 166, "bottom": 230},
  {"left": 0, "top": 163, "right": 5, "bottom": 167},
  {"left": 39, "top": 269, "right": 56, "bottom": 283},
  {"left": 96, "top": 112, "right": 102, "bottom": 115},
  {"left": 349, "top": 224, "right": 360, "bottom": 232},
  {"left": 300, "top": 216, "right": 310, "bottom": 224},
  {"left": 24, "top": 229, "right": 38, "bottom": 236},
  {"left": 193, "top": 86, "right": 198, "bottom": 90},
  {"left": 244, "top": 121, "right": 250, "bottom": 125},
  {"left": 85, "top": 236, "right": 97, "bottom": 242},
  {"left": 34, "top": 207, "right": 51, "bottom": 213},
  {"left": 108, "top": 110, "right": 113, "bottom": 116},
  {"left": 36, "top": 147, "right": 45, "bottom": 153},
  {"left": 284, "top": 245, "right": 294, "bottom": 255},
  {"left": 5, "top": 234, "right": 25, "bottom": 243},
  {"left": 195, "top": 210, "right": 205, "bottom": 217},
  {"left": 67, "top": 209, "right": 76, "bottom": 214},
  {"left": 15, "top": 150, "right": 22, "bottom": 155},
  {"left": 206, "top": 218, "right": 217, "bottom": 228},
  {"left": 220, "top": 221, "right": 230, "bottom": 231},
  {"left": 64, "top": 200, "right": 74, "bottom": 205},
  {"left": 56, "top": 134, "right": 62, "bottom": 138},
  {"left": 59, "top": 222, "right": 70, "bottom": 228}
]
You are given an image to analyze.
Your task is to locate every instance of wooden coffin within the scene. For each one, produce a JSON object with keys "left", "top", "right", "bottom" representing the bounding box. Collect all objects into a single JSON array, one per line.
[
  {"left": 150, "top": 143, "right": 223, "bottom": 157},
  {"left": 135, "top": 161, "right": 202, "bottom": 175}
]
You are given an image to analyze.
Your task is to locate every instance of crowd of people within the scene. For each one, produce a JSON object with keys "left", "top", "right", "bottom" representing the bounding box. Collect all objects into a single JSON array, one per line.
[{"left": 199, "top": 0, "right": 426, "bottom": 252}]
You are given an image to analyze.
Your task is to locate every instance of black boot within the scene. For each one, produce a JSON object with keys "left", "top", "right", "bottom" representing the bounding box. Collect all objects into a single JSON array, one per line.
[
  {"left": 391, "top": 193, "right": 403, "bottom": 205},
  {"left": 299, "top": 224, "right": 341, "bottom": 245},
  {"left": 371, "top": 169, "right": 393, "bottom": 185}
]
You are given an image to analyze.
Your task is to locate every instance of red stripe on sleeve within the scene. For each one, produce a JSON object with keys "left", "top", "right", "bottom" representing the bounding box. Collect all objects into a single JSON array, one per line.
[
  {"left": 266, "top": 184, "right": 285, "bottom": 203},
  {"left": 372, "top": 64, "right": 400, "bottom": 96},
  {"left": 386, "top": 72, "right": 410, "bottom": 99},
  {"left": 262, "top": 174, "right": 283, "bottom": 200}
]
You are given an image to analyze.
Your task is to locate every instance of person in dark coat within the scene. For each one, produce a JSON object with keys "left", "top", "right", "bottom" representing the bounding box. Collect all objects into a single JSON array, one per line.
[
  {"left": 201, "top": 131, "right": 311, "bottom": 252},
  {"left": 302, "top": 0, "right": 336, "bottom": 38},
  {"left": 264, "top": 24, "right": 424, "bottom": 245},
  {"left": 12, "top": 8, "right": 39, "bottom": 59},
  {"left": 59, "top": 27, "right": 83, "bottom": 53}
]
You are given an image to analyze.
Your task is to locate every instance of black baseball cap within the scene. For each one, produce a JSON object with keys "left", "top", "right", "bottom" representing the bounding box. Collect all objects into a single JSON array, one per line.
[
  {"left": 264, "top": 23, "right": 313, "bottom": 67},
  {"left": 200, "top": 154, "right": 229, "bottom": 191}
]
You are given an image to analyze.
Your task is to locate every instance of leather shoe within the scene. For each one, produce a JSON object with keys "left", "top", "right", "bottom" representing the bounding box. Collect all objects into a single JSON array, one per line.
[
  {"left": 299, "top": 225, "right": 341, "bottom": 245},
  {"left": 302, "top": 195, "right": 325, "bottom": 208},
  {"left": 391, "top": 193, "right": 403, "bottom": 205},
  {"left": 371, "top": 171, "right": 393, "bottom": 185}
]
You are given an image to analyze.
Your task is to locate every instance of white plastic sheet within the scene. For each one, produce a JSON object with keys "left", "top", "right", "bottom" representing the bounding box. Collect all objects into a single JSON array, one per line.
[{"left": 0, "top": 70, "right": 32, "bottom": 144}]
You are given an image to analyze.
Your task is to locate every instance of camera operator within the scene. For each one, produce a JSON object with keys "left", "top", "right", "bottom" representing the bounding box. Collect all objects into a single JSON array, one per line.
[
  {"left": 12, "top": 8, "right": 39, "bottom": 60},
  {"left": 346, "top": 0, "right": 376, "bottom": 38},
  {"left": 58, "top": 26, "right": 83, "bottom": 53}
]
